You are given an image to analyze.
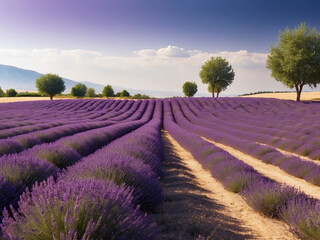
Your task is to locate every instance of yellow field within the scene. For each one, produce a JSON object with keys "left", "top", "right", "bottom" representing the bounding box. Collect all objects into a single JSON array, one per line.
[{"left": 242, "top": 91, "right": 320, "bottom": 101}]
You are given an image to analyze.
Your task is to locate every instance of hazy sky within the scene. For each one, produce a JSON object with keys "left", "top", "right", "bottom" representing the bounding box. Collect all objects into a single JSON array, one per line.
[{"left": 0, "top": 0, "right": 320, "bottom": 95}]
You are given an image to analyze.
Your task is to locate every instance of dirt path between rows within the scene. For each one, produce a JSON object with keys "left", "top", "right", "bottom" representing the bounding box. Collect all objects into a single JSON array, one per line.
[
  {"left": 258, "top": 142, "right": 317, "bottom": 164},
  {"left": 203, "top": 137, "right": 320, "bottom": 200},
  {"left": 154, "top": 131, "right": 295, "bottom": 240}
]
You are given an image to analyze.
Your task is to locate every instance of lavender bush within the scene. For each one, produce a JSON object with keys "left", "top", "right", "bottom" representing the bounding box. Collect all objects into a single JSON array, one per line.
[
  {"left": 0, "top": 140, "right": 24, "bottom": 157},
  {"left": 29, "top": 143, "right": 82, "bottom": 169},
  {"left": 279, "top": 197, "right": 320, "bottom": 239},
  {"left": 1, "top": 178, "right": 157, "bottom": 239},
  {"left": 241, "top": 181, "right": 306, "bottom": 218}
]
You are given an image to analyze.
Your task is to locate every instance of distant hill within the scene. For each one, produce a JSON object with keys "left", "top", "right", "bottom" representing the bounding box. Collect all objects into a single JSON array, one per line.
[
  {"left": 0, "top": 64, "right": 102, "bottom": 93},
  {"left": 0, "top": 64, "right": 212, "bottom": 97}
]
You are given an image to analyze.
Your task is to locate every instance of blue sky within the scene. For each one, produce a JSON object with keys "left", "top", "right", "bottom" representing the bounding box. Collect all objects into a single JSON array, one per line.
[{"left": 0, "top": 0, "right": 320, "bottom": 95}]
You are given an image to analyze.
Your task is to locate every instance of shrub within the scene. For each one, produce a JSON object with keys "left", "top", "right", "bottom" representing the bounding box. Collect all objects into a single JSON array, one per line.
[
  {"left": 14, "top": 134, "right": 41, "bottom": 148},
  {"left": 182, "top": 81, "right": 198, "bottom": 97},
  {"left": 223, "top": 171, "right": 263, "bottom": 193},
  {"left": 29, "top": 143, "right": 82, "bottom": 169},
  {"left": 279, "top": 197, "right": 320, "bottom": 239},
  {"left": 71, "top": 83, "right": 87, "bottom": 98},
  {"left": 86, "top": 87, "right": 95, "bottom": 98},
  {"left": 0, "top": 140, "right": 24, "bottom": 157},
  {"left": 63, "top": 155, "right": 163, "bottom": 212},
  {"left": 6, "top": 88, "right": 17, "bottom": 97},
  {"left": 242, "top": 181, "right": 304, "bottom": 218},
  {"left": 0, "top": 86, "right": 5, "bottom": 97},
  {"left": 16, "top": 92, "right": 42, "bottom": 97},
  {"left": 1, "top": 178, "right": 157, "bottom": 239},
  {"left": 120, "top": 89, "right": 130, "bottom": 97},
  {"left": 0, "top": 154, "right": 59, "bottom": 188},
  {"left": 102, "top": 84, "right": 114, "bottom": 98},
  {"left": 309, "top": 149, "right": 320, "bottom": 160}
]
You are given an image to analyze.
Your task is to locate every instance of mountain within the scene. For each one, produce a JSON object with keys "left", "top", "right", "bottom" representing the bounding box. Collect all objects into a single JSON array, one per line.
[
  {"left": 0, "top": 64, "right": 98, "bottom": 93},
  {"left": 0, "top": 64, "right": 213, "bottom": 97}
]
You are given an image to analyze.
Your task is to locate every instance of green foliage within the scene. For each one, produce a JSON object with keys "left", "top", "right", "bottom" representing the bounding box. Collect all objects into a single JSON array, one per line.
[
  {"left": 199, "top": 56, "right": 234, "bottom": 97},
  {"left": 182, "top": 81, "right": 198, "bottom": 97},
  {"left": 6, "top": 88, "right": 17, "bottom": 97},
  {"left": 266, "top": 23, "right": 320, "bottom": 101},
  {"left": 86, "top": 88, "right": 95, "bottom": 98},
  {"left": 102, "top": 85, "right": 114, "bottom": 98},
  {"left": 120, "top": 90, "right": 130, "bottom": 97},
  {"left": 115, "top": 92, "right": 121, "bottom": 97},
  {"left": 16, "top": 92, "right": 42, "bottom": 97},
  {"left": 0, "top": 87, "right": 4, "bottom": 97},
  {"left": 71, "top": 83, "right": 87, "bottom": 98},
  {"left": 132, "top": 93, "right": 150, "bottom": 99},
  {"left": 36, "top": 73, "right": 65, "bottom": 100}
]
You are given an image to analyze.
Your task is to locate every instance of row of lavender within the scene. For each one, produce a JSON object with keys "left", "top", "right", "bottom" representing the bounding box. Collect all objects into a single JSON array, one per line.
[
  {"left": 0, "top": 100, "right": 163, "bottom": 239},
  {"left": 174, "top": 98, "right": 320, "bottom": 188},
  {"left": 0, "top": 99, "right": 150, "bottom": 157},
  {"left": 192, "top": 97, "right": 320, "bottom": 159},
  {"left": 164, "top": 98, "right": 320, "bottom": 239},
  {"left": 0, "top": 99, "right": 155, "bottom": 215},
  {"left": 192, "top": 97, "right": 319, "bottom": 143},
  {"left": 0, "top": 99, "right": 132, "bottom": 139},
  {"left": 0, "top": 99, "right": 116, "bottom": 128}
]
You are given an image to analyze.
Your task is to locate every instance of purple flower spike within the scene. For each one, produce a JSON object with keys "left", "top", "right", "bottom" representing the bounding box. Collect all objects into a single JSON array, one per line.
[{"left": 1, "top": 178, "right": 158, "bottom": 239}]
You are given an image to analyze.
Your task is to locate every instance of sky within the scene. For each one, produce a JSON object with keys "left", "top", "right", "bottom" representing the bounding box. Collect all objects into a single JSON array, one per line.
[{"left": 0, "top": 0, "right": 320, "bottom": 96}]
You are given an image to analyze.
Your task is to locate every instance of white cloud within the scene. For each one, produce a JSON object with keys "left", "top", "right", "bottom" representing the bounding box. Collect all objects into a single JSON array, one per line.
[
  {"left": 134, "top": 49, "right": 157, "bottom": 57},
  {"left": 0, "top": 45, "right": 317, "bottom": 96},
  {"left": 156, "top": 45, "right": 190, "bottom": 58}
]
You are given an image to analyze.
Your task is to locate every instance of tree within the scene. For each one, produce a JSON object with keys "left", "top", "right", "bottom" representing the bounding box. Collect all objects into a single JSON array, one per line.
[
  {"left": 6, "top": 89, "right": 17, "bottom": 97},
  {"left": 182, "top": 81, "right": 198, "bottom": 97},
  {"left": 36, "top": 74, "right": 65, "bottom": 100},
  {"left": 0, "top": 87, "right": 4, "bottom": 97},
  {"left": 71, "top": 83, "right": 87, "bottom": 98},
  {"left": 199, "top": 56, "right": 235, "bottom": 97},
  {"left": 114, "top": 92, "right": 121, "bottom": 97},
  {"left": 120, "top": 90, "right": 130, "bottom": 97},
  {"left": 86, "top": 88, "right": 95, "bottom": 98},
  {"left": 266, "top": 23, "right": 320, "bottom": 101},
  {"left": 207, "top": 83, "right": 228, "bottom": 98},
  {"left": 102, "top": 85, "right": 114, "bottom": 98}
]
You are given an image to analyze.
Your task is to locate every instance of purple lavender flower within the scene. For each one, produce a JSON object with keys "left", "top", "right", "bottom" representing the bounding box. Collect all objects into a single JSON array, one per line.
[
  {"left": 29, "top": 143, "right": 82, "bottom": 169},
  {"left": 0, "top": 140, "right": 24, "bottom": 157},
  {"left": 1, "top": 178, "right": 157, "bottom": 239},
  {"left": 62, "top": 154, "right": 163, "bottom": 212},
  {"left": 279, "top": 196, "right": 320, "bottom": 239},
  {"left": 241, "top": 181, "right": 305, "bottom": 218}
]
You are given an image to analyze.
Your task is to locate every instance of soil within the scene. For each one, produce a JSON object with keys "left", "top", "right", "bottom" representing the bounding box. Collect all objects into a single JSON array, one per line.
[
  {"left": 154, "top": 131, "right": 295, "bottom": 240},
  {"left": 204, "top": 137, "right": 320, "bottom": 201}
]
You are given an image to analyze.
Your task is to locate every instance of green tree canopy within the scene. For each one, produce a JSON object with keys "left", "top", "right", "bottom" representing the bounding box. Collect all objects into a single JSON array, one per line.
[
  {"left": 36, "top": 74, "right": 65, "bottom": 100},
  {"left": 71, "top": 83, "right": 87, "bottom": 98},
  {"left": 6, "top": 89, "right": 17, "bottom": 97},
  {"left": 0, "top": 87, "right": 4, "bottom": 97},
  {"left": 199, "top": 56, "right": 235, "bottom": 97},
  {"left": 182, "top": 81, "right": 198, "bottom": 97},
  {"left": 86, "top": 88, "right": 95, "bottom": 98},
  {"left": 266, "top": 23, "right": 320, "bottom": 101},
  {"left": 120, "top": 90, "right": 130, "bottom": 97},
  {"left": 102, "top": 85, "right": 114, "bottom": 98}
]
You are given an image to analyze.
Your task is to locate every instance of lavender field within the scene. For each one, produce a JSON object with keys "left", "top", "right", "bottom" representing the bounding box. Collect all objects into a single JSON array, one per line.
[{"left": 0, "top": 98, "right": 320, "bottom": 239}]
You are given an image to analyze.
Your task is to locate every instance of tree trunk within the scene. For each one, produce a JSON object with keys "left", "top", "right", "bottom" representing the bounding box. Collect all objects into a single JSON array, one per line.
[
  {"left": 211, "top": 83, "right": 215, "bottom": 98},
  {"left": 217, "top": 91, "right": 220, "bottom": 98},
  {"left": 295, "top": 83, "right": 304, "bottom": 102},
  {"left": 50, "top": 95, "right": 53, "bottom": 100}
]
